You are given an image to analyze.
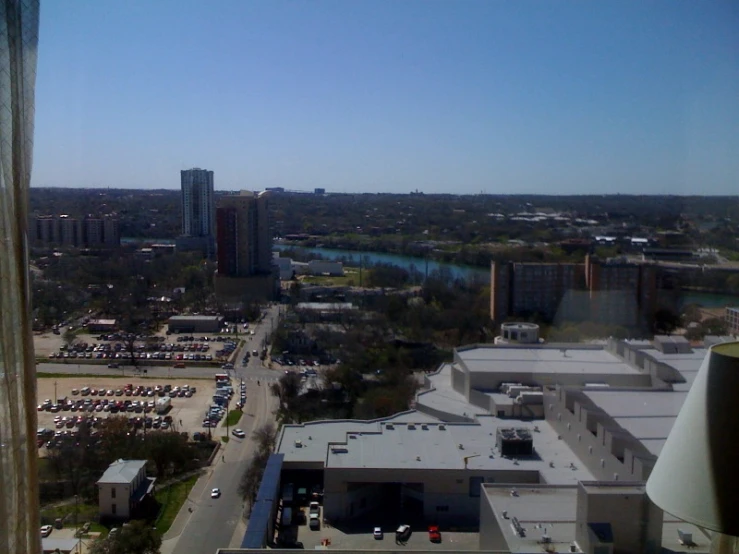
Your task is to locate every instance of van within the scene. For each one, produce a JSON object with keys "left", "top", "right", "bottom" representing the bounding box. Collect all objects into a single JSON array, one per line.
[
  {"left": 396, "top": 524, "right": 411, "bottom": 542},
  {"left": 80, "top": 387, "right": 90, "bottom": 396}
]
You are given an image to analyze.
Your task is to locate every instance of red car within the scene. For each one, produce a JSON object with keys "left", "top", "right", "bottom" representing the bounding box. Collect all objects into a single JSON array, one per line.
[{"left": 428, "top": 525, "right": 441, "bottom": 543}]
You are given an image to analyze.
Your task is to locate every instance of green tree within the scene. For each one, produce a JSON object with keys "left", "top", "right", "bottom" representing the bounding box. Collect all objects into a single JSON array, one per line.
[{"left": 87, "top": 520, "right": 161, "bottom": 554}]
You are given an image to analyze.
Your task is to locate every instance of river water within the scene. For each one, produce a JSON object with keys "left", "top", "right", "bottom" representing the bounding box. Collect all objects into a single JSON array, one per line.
[
  {"left": 274, "top": 244, "right": 489, "bottom": 282},
  {"left": 276, "top": 245, "right": 739, "bottom": 307}
]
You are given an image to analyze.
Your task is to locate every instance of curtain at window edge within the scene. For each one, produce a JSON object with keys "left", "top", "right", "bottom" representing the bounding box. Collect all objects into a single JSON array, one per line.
[{"left": 0, "top": 1, "right": 41, "bottom": 553}]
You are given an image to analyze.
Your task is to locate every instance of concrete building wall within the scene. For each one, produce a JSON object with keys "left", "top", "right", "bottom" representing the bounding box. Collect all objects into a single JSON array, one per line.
[
  {"left": 98, "top": 483, "right": 131, "bottom": 519},
  {"left": 576, "top": 484, "right": 663, "bottom": 554},
  {"left": 544, "top": 388, "right": 654, "bottom": 482},
  {"left": 167, "top": 316, "right": 223, "bottom": 333},
  {"left": 469, "top": 370, "right": 650, "bottom": 392},
  {"left": 308, "top": 260, "right": 344, "bottom": 276},
  {"left": 478, "top": 489, "right": 508, "bottom": 551},
  {"left": 322, "top": 467, "right": 540, "bottom": 525},
  {"left": 450, "top": 364, "right": 468, "bottom": 396}
]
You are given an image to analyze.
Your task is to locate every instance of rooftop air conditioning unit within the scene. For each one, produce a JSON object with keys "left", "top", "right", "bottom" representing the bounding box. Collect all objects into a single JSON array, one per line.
[
  {"left": 294, "top": 439, "right": 302, "bottom": 448},
  {"left": 677, "top": 529, "right": 693, "bottom": 545}
]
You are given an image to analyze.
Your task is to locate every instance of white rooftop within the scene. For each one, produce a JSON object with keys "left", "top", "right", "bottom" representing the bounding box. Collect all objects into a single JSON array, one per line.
[
  {"left": 279, "top": 414, "right": 594, "bottom": 484},
  {"left": 483, "top": 484, "right": 578, "bottom": 553},
  {"left": 457, "top": 346, "right": 641, "bottom": 376},
  {"left": 415, "top": 364, "right": 482, "bottom": 419},
  {"left": 482, "top": 484, "right": 710, "bottom": 553},
  {"left": 97, "top": 459, "right": 146, "bottom": 484}
]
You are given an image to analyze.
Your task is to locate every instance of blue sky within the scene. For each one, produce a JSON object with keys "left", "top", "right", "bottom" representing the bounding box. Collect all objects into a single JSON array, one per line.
[{"left": 33, "top": 1, "right": 738, "bottom": 194}]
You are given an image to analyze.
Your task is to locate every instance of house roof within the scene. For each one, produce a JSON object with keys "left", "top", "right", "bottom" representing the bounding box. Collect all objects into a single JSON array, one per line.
[{"left": 97, "top": 459, "right": 147, "bottom": 485}]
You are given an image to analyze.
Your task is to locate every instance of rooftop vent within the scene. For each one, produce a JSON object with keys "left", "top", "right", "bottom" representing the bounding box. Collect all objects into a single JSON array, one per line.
[
  {"left": 386, "top": 423, "right": 394, "bottom": 430},
  {"left": 408, "top": 424, "right": 416, "bottom": 430},
  {"left": 512, "top": 517, "right": 525, "bottom": 537},
  {"left": 416, "top": 456, "right": 421, "bottom": 461},
  {"left": 349, "top": 435, "right": 357, "bottom": 439},
  {"left": 458, "top": 443, "right": 464, "bottom": 450},
  {"left": 439, "top": 424, "right": 446, "bottom": 430},
  {"left": 294, "top": 439, "right": 302, "bottom": 448},
  {"left": 421, "top": 424, "right": 428, "bottom": 430}
]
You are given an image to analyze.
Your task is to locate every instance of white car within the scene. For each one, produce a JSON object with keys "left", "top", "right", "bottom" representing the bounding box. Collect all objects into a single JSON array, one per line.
[
  {"left": 40, "top": 525, "right": 53, "bottom": 537},
  {"left": 373, "top": 527, "right": 383, "bottom": 540},
  {"left": 232, "top": 428, "right": 246, "bottom": 438},
  {"left": 211, "top": 488, "right": 221, "bottom": 499}
]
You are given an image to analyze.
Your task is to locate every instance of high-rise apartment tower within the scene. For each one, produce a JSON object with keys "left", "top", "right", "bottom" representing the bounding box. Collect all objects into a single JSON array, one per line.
[{"left": 178, "top": 168, "right": 215, "bottom": 256}]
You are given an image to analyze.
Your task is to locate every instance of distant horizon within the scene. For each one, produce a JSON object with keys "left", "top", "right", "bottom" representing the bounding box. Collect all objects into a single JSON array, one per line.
[
  {"left": 28, "top": 185, "right": 739, "bottom": 198},
  {"left": 33, "top": 1, "right": 738, "bottom": 195}
]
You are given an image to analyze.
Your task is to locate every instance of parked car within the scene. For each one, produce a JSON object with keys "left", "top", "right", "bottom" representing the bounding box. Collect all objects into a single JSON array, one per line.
[
  {"left": 373, "top": 527, "right": 383, "bottom": 540},
  {"left": 40, "top": 525, "right": 53, "bottom": 537},
  {"left": 396, "top": 524, "right": 411, "bottom": 542},
  {"left": 232, "top": 428, "right": 246, "bottom": 438},
  {"left": 428, "top": 525, "right": 441, "bottom": 543}
]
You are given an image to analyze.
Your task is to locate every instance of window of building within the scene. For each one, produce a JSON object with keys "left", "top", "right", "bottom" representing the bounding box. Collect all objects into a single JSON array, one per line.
[
  {"left": 111, "top": 487, "right": 116, "bottom": 499},
  {"left": 436, "top": 505, "right": 449, "bottom": 512},
  {"left": 112, "top": 504, "right": 117, "bottom": 515}
]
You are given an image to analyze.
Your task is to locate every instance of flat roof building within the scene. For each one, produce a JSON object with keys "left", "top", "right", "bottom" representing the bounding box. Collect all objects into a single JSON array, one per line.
[
  {"left": 259, "top": 338, "right": 726, "bottom": 553},
  {"left": 167, "top": 315, "right": 223, "bottom": 333}
]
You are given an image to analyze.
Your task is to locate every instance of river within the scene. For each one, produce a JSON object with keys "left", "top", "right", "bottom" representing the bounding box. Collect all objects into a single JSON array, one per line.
[
  {"left": 274, "top": 244, "right": 489, "bottom": 282},
  {"left": 277, "top": 245, "right": 739, "bottom": 307}
]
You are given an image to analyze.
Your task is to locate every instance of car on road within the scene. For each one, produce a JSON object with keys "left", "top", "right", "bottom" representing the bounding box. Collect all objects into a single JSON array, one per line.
[
  {"left": 252, "top": 350, "right": 258, "bottom": 356},
  {"left": 373, "top": 527, "right": 383, "bottom": 540},
  {"left": 396, "top": 524, "right": 411, "bottom": 542},
  {"left": 428, "top": 525, "right": 441, "bottom": 543},
  {"left": 40, "top": 525, "right": 53, "bottom": 537},
  {"left": 211, "top": 488, "right": 221, "bottom": 499},
  {"left": 232, "top": 428, "right": 246, "bottom": 438}
]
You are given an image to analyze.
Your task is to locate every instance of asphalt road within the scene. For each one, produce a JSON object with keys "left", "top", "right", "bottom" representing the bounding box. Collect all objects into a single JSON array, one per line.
[{"left": 168, "top": 305, "right": 282, "bottom": 554}]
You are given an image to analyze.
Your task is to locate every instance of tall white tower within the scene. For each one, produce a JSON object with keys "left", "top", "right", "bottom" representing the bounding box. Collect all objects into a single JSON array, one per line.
[{"left": 180, "top": 168, "right": 215, "bottom": 238}]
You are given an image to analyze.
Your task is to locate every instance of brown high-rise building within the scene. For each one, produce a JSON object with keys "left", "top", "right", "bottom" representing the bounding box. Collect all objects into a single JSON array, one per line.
[
  {"left": 215, "top": 191, "right": 276, "bottom": 303},
  {"left": 491, "top": 256, "right": 657, "bottom": 329},
  {"left": 31, "top": 215, "right": 120, "bottom": 248}
]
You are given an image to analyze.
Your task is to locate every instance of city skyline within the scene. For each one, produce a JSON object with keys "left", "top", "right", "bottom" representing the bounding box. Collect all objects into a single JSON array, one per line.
[{"left": 32, "top": 1, "right": 738, "bottom": 195}]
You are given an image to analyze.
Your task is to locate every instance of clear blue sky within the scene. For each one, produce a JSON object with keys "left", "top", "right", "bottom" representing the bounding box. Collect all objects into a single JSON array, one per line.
[{"left": 33, "top": 1, "right": 738, "bottom": 194}]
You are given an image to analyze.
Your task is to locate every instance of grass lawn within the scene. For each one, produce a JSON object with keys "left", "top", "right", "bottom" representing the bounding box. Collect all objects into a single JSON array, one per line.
[
  {"left": 222, "top": 409, "right": 243, "bottom": 428},
  {"left": 154, "top": 474, "right": 199, "bottom": 534},
  {"left": 298, "top": 273, "right": 357, "bottom": 287},
  {"left": 41, "top": 501, "right": 99, "bottom": 523}
]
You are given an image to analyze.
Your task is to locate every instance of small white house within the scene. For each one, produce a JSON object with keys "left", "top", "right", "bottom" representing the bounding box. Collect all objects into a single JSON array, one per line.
[{"left": 97, "top": 459, "right": 155, "bottom": 520}]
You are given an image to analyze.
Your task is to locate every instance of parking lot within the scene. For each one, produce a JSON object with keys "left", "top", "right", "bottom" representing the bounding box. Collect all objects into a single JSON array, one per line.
[
  {"left": 35, "top": 377, "right": 236, "bottom": 451},
  {"left": 34, "top": 330, "right": 242, "bottom": 367},
  {"left": 291, "top": 516, "right": 479, "bottom": 551}
]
